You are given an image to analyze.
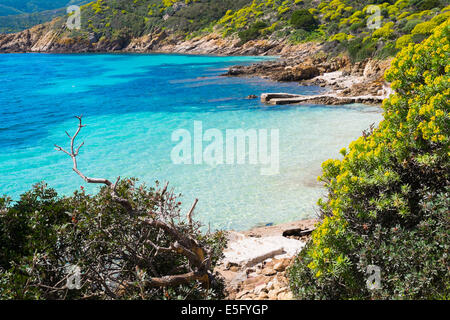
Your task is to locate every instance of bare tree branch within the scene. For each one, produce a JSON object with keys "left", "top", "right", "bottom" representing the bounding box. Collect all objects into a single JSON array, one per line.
[
  {"left": 187, "top": 198, "right": 198, "bottom": 229},
  {"left": 55, "top": 115, "right": 133, "bottom": 212},
  {"left": 141, "top": 271, "right": 209, "bottom": 288},
  {"left": 55, "top": 116, "right": 212, "bottom": 292}
]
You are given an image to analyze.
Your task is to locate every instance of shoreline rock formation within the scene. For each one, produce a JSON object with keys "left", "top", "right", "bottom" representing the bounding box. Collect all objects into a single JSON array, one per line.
[
  {"left": 216, "top": 219, "right": 317, "bottom": 300},
  {"left": 0, "top": 21, "right": 392, "bottom": 103},
  {"left": 225, "top": 52, "right": 393, "bottom": 104}
]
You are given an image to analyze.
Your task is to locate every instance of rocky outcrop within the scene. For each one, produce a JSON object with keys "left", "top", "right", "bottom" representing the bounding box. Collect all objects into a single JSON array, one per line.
[
  {"left": 0, "top": 17, "right": 290, "bottom": 56},
  {"left": 226, "top": 54, "right": 354, "bottom": 82},
  {"left": 216, "top": 219, "right": 317, "bottom": 300},
  {"left": 277, "top": 65, "right": 320, "bottom": 81},
  {"left": 230, "top": 53, "right": 393, "bottom": 103},
  {"left": 261, "top": 92, "right": 386, "bottom": 106}
]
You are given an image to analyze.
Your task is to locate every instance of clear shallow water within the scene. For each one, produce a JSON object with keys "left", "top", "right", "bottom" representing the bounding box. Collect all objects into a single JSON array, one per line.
[{"left": 0, "top": 53, "right": 383, "bottom": 231}]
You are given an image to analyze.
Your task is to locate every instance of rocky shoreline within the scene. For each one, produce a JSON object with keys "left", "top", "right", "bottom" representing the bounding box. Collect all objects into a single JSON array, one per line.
[
  {"left": 216, "top": 219, "right": 317, "bottom": 300},
  {"left": 224, "top": 48, "right": 393, "bottom": 104},
  {"left": 0, "top": 20, "right": 393, "bottom": 102}
]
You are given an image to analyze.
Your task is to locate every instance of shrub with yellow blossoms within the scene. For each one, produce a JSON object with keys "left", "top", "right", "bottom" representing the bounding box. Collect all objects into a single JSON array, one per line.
[{"left": 289, "top": 20, "right": 449, "bottom": 300}]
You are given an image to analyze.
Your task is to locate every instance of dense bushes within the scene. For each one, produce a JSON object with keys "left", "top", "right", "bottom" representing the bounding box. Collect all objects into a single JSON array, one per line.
[
  {"left": 289, "top": 21, "right": 449, "bottom": 299},
  {"left": 7, "top": 0, "right": 445, "bottom": 61},
  {"left": 0, "top": 181, "right": 226, "bottom": 300},
  {"left": 418, "top": 0, "right": 443, "bottom": 11},
  {"left": 79, "top": 0, "right": 253, "bottom": 40},
  {"left": 238, "top": 21, "right": 267, "bottom": 44},
  {"left": 290, "top": 9, "right": 318, "bottom": 31},
  {"left": 347, "top": 37, "right": 378, "bottom": 61}
]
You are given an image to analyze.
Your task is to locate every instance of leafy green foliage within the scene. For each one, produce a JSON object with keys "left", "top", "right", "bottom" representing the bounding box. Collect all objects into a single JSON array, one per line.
[
  {"left": 346, "top": 36, "right": 378, "bottom": 61},
  {"left": 0, "top": 181, "right": 227, "bottom": 300},
  {"left": 418, "top": 0, "right": 444, "bottom": 11},
  {"left": 78, "top": 0, "right": 253, "bottom": 41},
  {"left": 290, "top": 9, "right": 318, "bottom": 31},
  {"left": 288, "top": 21, "right": 450, "bottom": 300},
  {"left": 238, "top": 20, "right": 267, "bottom": 43}
]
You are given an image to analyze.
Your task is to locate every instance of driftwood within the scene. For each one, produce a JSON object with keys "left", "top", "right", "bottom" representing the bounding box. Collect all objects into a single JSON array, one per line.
[{"left": 55, "top": 115, "right": 211, "bottom": 290}]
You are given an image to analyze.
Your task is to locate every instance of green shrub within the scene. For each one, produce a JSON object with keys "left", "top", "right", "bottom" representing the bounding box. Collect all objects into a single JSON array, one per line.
[
  {"left": 347, "top": 37, "right": 378, "bottom": 62},
  {"left": 396, "top": 34, "right": 414, "bottom": 48},
  {"left": 411, "top": 20, "right": 438, "bottom": 34},
  {"left": 289, "top": 29, "right": 324, "bottom": 43},
  {"left": 238, "top": 21, "right": 267, "bottom": 44},
  {"left": 430, "top": 11, "right": 450, "bottom": 25},
  {"left": 289, "top": 21, "right": 450, "bottom": 300},
  {"left": 349, "top": 20, "right": 366, "bottom": 32},
  {"left": 372, "top": 21, "right": 396, "bottom": 39},
  {"left": 418, "top": 0, "right": 443, "bottom": 11},
  {"left": 330, "top": 32, "right": 352, "bottom": 42},
  {"left": 411, "top": 32, "right": 429, "bottom": 43},
  {"left": 376, "top": 42, "right": 399, "bottom": 59},
  {"left": 401, "top": 19, "right": 423, "bottom": 33},
  {"left": 0, "top": 181, "right": 226, "bottom": 300},
  {"left": 290, "top": 9, "right": 318, "bottom": 31}
]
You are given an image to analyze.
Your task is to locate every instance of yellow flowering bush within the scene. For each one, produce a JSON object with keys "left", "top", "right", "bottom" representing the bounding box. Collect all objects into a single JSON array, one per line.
[
  {"left": 289, "top": 21, "right": 449, "bottom": 299},
  {"left": 372, "top": 21, "right": 395, "bottom": 39}
]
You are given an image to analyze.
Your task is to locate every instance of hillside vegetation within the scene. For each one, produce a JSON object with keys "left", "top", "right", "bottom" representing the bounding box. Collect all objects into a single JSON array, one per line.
[
  {"left": 289, "top": 20, "right": 449, "bottom": 299},
  {"left": 2, "top": 0, "right": 449, "bottom": 60},
  {"left": 55, "top": 0, "right": 450, "bottom": 59}
]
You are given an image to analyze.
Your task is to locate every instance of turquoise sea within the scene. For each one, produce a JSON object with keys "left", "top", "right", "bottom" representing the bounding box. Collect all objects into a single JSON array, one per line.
[{"left": 0, "top": 53, "right": 383, "bottom": 231}]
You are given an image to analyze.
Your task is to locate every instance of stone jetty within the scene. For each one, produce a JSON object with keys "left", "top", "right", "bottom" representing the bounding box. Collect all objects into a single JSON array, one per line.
[{"left": 261, "top": 92, "right": 385, "bottom": 106}]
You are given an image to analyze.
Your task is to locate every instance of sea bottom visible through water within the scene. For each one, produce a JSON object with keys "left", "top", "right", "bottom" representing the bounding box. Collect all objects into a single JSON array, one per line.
[{"left": 0, "top": 53, "right": 383, "bottom": 231}]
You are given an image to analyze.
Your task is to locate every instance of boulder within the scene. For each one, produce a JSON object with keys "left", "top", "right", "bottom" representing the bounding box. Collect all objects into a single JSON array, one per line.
[
  {"left": 222, "top": 233, "right": 306, "bottom": 268},
  {"left": 276, "top": 65, "right": 320, "bottom": 81}
]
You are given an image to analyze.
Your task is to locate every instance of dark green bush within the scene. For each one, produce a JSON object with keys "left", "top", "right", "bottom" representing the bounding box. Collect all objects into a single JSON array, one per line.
[
  {"left": 418, "top": 0, "right": 442, "bottom": 10},
  {"left": 402, "top": 19, "right": 423, "bottom": 34},
  {"left": 375, "top": 42, "right": 399, "bottom": 59},
  {"left": 349, "top": 21, "right": 366, "bottom": 32},
  {"left": 238, "top": 21, "right": 267, "bottom": 44},
  {"left": 0, "top": 181, "right": 226, "bottom": 300},
  {"left": 290, "top": 9, "right": 318, "bottom": 31},
  {"left": 411, "top": 32, "right": 429, "bottom": 43},
  {"left": 289, "top": 188, "right": 449, "bottom": 299},
  {"left": 347, "top": 37, "right": 378, "bottom": 62}
]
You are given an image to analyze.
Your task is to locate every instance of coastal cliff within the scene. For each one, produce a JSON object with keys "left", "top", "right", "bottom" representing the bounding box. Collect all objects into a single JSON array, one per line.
[{"left": 0, "top": 18, "right": 296, "bottom": 55}]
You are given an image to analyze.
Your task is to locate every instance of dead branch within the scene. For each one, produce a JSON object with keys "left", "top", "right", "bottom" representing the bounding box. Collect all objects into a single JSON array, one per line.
[
  {"left": 143, "top": 219, "right": 210, "bottom": 276},
  {"left": 187, "top": 198, "right": 198, "bottom": 229},
  {"left": 142, "top": 271, "right": 209, "bottom": 288},
  {"left": 54, "top": 115, "right": 133, "bottom": 212},
  {"left": 55, "top": 116, "right": 212, "bottom": 292}
]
